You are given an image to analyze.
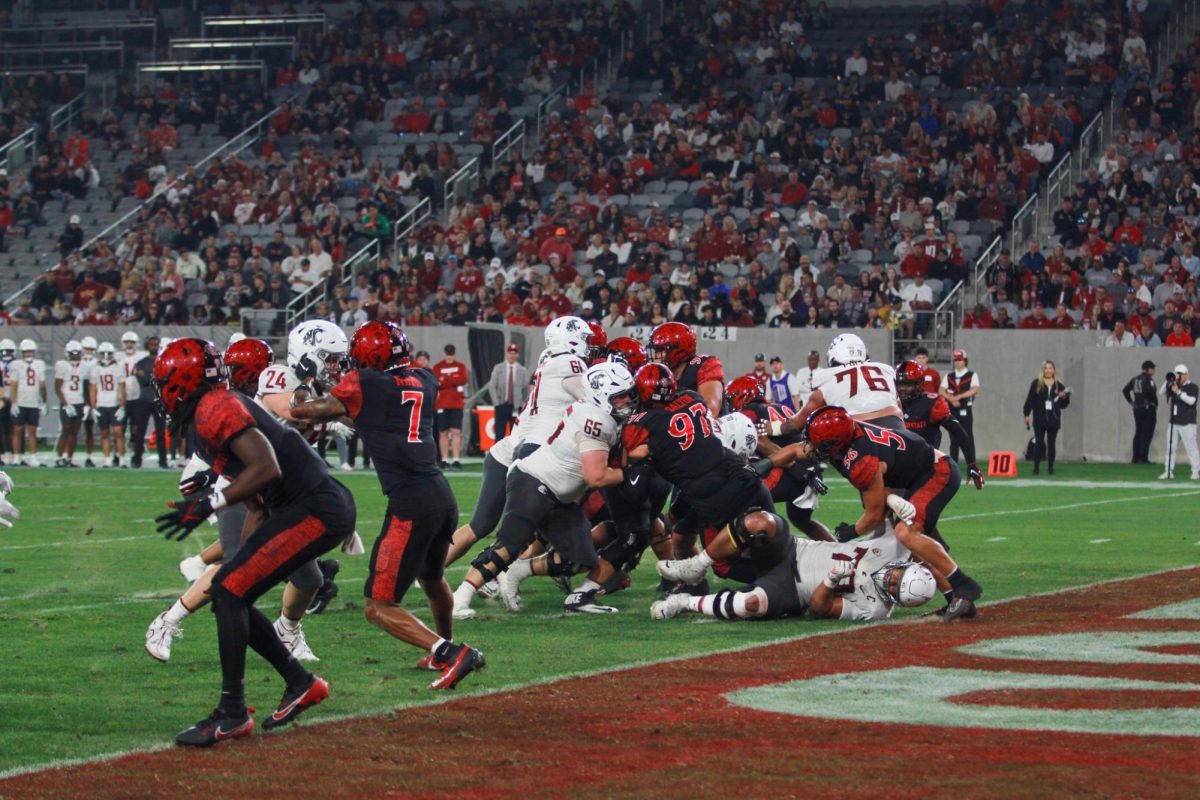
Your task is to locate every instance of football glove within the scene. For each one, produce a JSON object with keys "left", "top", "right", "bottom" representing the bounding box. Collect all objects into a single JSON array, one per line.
[
  {"left": 62, "top": 404, "right": 78, "bottom": 419},
  {"left": 823, "top": 557, "right": 855, "bottom": 589},
  {"left": 293, "top": 353, "right": 320, "bottom": 381},
  {"left": 115, "top": 406, "right": 125, "bottom": 423},
  {"left": 83, "top": 405, "right": 93, "bottom": 422},
  {"left": 967, "top": 462, "right": 985, "bottom": 490},
  {"left": 156, "top": 494, "right": 218, "bottom": 541},
  {"left": 886, "top": 494, "right": 917, "bottom": 524},
  {"left": 0, "top": 494, "right": 19, "bottom": 529},
  {"left": 805, "top": 467, "right": 828, "bottom": 496},
  {"left": 326, "top": 421, "right": 354, "bottom": 441},
  {"left": 834, "top": 522, "right": 858, "bottom": 542},
  {"left": 178, "top": 468, "right": 218, "bottom": 497}
]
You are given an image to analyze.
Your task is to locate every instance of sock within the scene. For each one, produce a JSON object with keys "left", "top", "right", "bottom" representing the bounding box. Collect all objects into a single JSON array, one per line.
[
  {"left": 277, "top": 614, "right": 301, "bottom": 632},
  {"left": 430, "top": 637, "right": 448, "bottom": 655},
  {"left": 506, "top": 558, "right": 534, "bottom": 583},
  {"left": 943, "top": 590, "right": 954, "bottom": 604},
  {"left": 453, "top": 583, "right": 477, "bottom": 607},
  {"left": 164, "top": 597, "right": 192, "bottom": 624},
  {"left": 947, "top": 568, "right": 965, "bottom": 590},
  {"left": 247, "top": 605, "right": 309, "bottom": 690},
  {"left": 578, "top": 579, "right": 601, "bottom": 593},
  {"left": 696, "top": 550, "right": 715, "bottom": 567},
  {"left": 686, "top": 596, "right": 703, "bottom": 613},
  {"left": 212, "top": 590, "right": 250, "bottom": 715}
]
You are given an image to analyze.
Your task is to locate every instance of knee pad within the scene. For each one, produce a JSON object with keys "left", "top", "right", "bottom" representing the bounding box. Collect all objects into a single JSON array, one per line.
[
  {"left": 470, "top": 546, "right": 510, "bottom": 584},
  {"left": 545, "top": 551, "right": 579, "bottom": 577},
  {"left": 785, "top": 503, "right": 813, "bottom": 530},
  {"left": 732, "top": 587, "right": 770, "bottom": 619},
  {"left": 288, "top": 559, "right": 324, "bottom": 592}
]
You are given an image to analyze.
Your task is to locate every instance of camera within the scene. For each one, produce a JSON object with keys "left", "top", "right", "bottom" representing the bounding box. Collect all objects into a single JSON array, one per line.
[{"left": 1166, "top": 372, "right": 1177, "bottom": 387}]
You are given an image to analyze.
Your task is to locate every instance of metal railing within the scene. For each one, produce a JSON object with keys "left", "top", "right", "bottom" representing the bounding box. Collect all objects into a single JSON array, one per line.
[
  {"left": 937, "top": 233, "right": 1002, "bottom": 327},
  {"left": 0, "top": 16, "right": 158, "bottom": 49},
  {"left": 1156, "top": 0, "right": 1200, "bottom": 76},
  {"left": 391, "top": 196, "right": 433, "bottom": 261},
  {"left": 1008, "top": 195, "right": 1037, "bottom": 256},
  {"left": 137, "top": 60, "right": 267, "bottom": 89},
  {"left": 170, "top": 37, "right": 298, "bottom": 61},
  {"left": 491, "top": 119, "right": 526, "bottom": 169},
  {"left": 442, "top": 158, "right": 480, "bottom": 224},
  {"left": 535, "top": 83, "right": 568, "bottom": 142},
  {"left": 201, "top": 14, "right": 327, "bottom": 35},
  {"left": 1, "top": 41, "right": 125, "bottom": 70},
  {"left": 0, "top": 127, "right": 38, "bottom": 177},
  {"left": 49, "top": 92, "right": 86, "bottom": 134},
  {"left": 891, "top": 310, "right": 956, "bottom": 364},
  {"left": 284, "top": 239, "right": 379, "bottom": 330}
]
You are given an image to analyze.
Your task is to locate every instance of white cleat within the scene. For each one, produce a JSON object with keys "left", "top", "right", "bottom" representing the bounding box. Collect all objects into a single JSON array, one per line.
[
  {"left": 338, "top": 462, "right": 354, "bottom": 472},
  {"left": 650, "top": 593, "right": 691, "bottom": 621},
  {"left": 452, "top": 603, "right": 477, "bottom": 620},
  {"left": 274, "top": 618, "right": 319, "bottom": 662},
  {"left": 476, "top": 579, "right": 501, "bottom": 600},
  {"left": 497, "top": 571, "right": 523, "bottom": 612},
  {"left": 145, "top": 611, "right": 182, "bottom": 662},
  {"left": 656, "top": 556, "right": 709, "bottom": 585},
  {"left": 1158, "top": 472, "right": 1174, "bottom": 480},
  {"left": 179, "top": 555, "right": 207, "bottom": 583}
]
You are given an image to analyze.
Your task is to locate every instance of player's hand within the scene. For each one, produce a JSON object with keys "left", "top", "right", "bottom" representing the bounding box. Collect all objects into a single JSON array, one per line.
[
  {"left": 156, "top": 495, "right": 216, "bottom": 540},
  {"left": 294, "top": 354, "right": 319, "bottom": 381},
  {"left": 326, "top": 421, "right": 353, "bottom": 440},
  {"left": 967, "top": 462, "right": 985, "bottom": 490},
  {"left": 178, "top": 468, "right": 217, "bottom": 497},
  {"left": 1023, "top": 415, "right": 1031, "bottom": 427},
  {"left": 886, "top": 494, "right": 916, "bottom": 524},
  {"left": 0, "top": 495, "right": 19, "bottom": 528},
  {"left": 83, "top": 405, "right": 93, "bottom": 421},
  {"left": 41, "top": 403, "right": 49, "bottom": 417},
  {"left": 806, "top": 467, "right": 828, "bottom": 495},
  {"left": 834, "top": 522, "right": 858, "bottom": 542},
  {"left": 63, "top": 404, "right": 77, "bottom": 419},
  {"left": 115, "top": 406, "right": 125, "bottom": 423},
  {"left": 823, "top": 557, "right": 855, "bottom": 588},
  {"left": 0, "top": 471, "right": 13, "bottom": 495}
]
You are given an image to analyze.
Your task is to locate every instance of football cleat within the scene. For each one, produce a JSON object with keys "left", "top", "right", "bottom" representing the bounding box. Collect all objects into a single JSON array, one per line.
[
  {"left": 564, "top": 589, "right": 618, "bottom": 614},
  {"left": 497, "top": 569, "right": 523, "bottom": 612},
  {"left": 85, "top": 458, "right": 96, "bottom": 468},
  {"left": 655, "top": 556, "right": 709, "bottom": 585},
  {"left": 415, "top": 652, "right": 449, "bottom": 672},
  {"left": 941, "top": 597, "right": 979, "bottom": 622},
  {"left": 305, "top": 560, "right": 341, "bottom": 615},
  {"left": 429, "top": 644, "right": 485, "bottom": 690},
  {"left": 476, "top": 579, "right": 500, "bottom": 600},
  {"left": 452, "top": 603, "right": 477, "bottom": 620},
  {"left": 145, "top": 611, "right": 182, "bottom": 662},
  {"left": 273, "top": 618, "right": 319, "bottom": 662},
  {"left": 179, "top": 554, "right": 207, "bottom": 583},
  {"left": 552, "top": 575, "right": 574, "bottom": 595},
  {"left": 952, "top": 574, "right": 984, "bottom": 603},
  {"left": 261, "top": 675, "right": 329, "bottom": 730},
  {"left": 175, "top": 707, "right": 255, "bottom": 747},
  {"left": 650, "top": 593, "right": 691, "bottom": 620}
]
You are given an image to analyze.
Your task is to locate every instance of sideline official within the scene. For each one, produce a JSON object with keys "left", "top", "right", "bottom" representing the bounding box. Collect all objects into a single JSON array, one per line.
[
  {"left": 1159, "top": 364, "right": 1199, "bottom": 480},
  {"left": 1122, "top": 360, "right": 1157, "bottom": 464}
]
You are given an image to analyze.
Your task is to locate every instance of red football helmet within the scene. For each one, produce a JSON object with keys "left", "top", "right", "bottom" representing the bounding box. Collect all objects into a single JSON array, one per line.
[
  {"left": 805, "top": 406, "right": 857, "bottom": 457},
  {"left": 894, "top": 360, "right": 925, "bottom": 403},
  {"left": 152, "top": 338, "right": 227, "bottom": 417},
  {"left": 223, "top": 338, "right": 274, "bottom": 394},
  {"left": 607, "top": 336, "right": 648, "bottom": 373},
  {"left": 648, "top": 322, "right": 696, "bottom": 370},
  {"left": 634, "top": 363, "right": 677, "bottom": 407},
  {"left": 725, "top": 374, "right": 764, "bottom": 411},
  {"left": 585, "top": 320, "right": 608, "bottom": 361},
  {"left": 350, "top": 320, "right": 411, "bottom": 371}
]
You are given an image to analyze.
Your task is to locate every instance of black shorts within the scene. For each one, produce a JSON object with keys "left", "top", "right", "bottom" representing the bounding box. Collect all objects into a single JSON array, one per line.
[
  {"left": 215, "top": 478, "right": 356, "bottom": 604},
  {"left": 872, "top": 414, "right": 906, "bottom": 431},
  {"left": 15, "top": 406, "right": 39, "bottom": 427},
  {"left": 672, "top": 467, "right": 771, "bottom": 537},
  {"left": 748, "top": 543, "right": 805, "bottom": 619},
  {"left": 217, "top": 503, "right": 323, "bottom": 591},
  {"left": 903, "top": 456, "right": 961, "bottom": 531},
  {"left": 96, "top": 406, "right": 122, "bottom": 429},
  {"left": 365, "top": 476, "right": 457, "bottom": 603},
  {"left": 705, "top": 520, "right": 796, "bottom": 584},
  {"left": 468, "top": 450, "right": 509, "bottom": 537},
  {"left": 436, "top": 408, "right": 463, "bottom": 432},
  {"left": 495, "top": 467, "right": 597, "bottom": 569},
  {"left": 604, "top": 465, "right": 672, "bottom": 534},
  {"left": 59, "top": 404, "right": 84, "bottom": 427}
]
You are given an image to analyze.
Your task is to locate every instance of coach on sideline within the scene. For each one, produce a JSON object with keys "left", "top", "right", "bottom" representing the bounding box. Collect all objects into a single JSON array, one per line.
[
  {"left": 1122, "top": 360, "right": 1157, "bottom": 464},
  {"left": 487, "top": 344, "right": 527, "bottom": 443}
]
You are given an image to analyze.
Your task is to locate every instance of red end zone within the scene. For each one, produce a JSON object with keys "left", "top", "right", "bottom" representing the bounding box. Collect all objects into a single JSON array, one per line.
[{"left": 5, "top": 568, "right": 1200, "bottom": 799}]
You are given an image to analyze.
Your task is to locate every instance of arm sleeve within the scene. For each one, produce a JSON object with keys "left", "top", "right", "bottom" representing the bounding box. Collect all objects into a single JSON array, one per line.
[
  {"left": 195, "top": 392, "right": 255, "bottom": 451},
  {"left": 847, "top": 455, "right": 879, "bottom": 491},
  {"left": 1181, "top": 386, "right": 1198, "bottom": 406},
  {"left": 941, "top": 415, "right": 976, "bottom": 464},
  {"left": 697, "top": 357, "right": 725, "bottom": 386},
  {"left": 620, "top": 421, "right": 650, "bottom": 453}
]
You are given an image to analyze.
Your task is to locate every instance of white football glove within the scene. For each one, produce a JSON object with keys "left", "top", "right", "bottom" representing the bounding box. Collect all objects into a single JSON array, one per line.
[
  {"left": 341, "top": 530, "right": 365, "bottom": 555},
  {"left": 41, "top": 403, "right": 49, "bottom": 417},
  {"left": 0, "top": 494, "right": 20, "bottom": 528},
  {"left": 886, "top": 494, "right": 916, "bottom": 524},
  {"left": 62, "top": 404, "right": 78, "bottom": 419},
  {"left": 115, "top": 406, "right": 126, "bottom": 423},
  {"left": 823, "top": 557, "right": 855, "bottom": 589},
  {"left": 0, "top": 471, "right": 13, "bottom": 494},
  {"left": 326, "top": 421, "right": 354, "bottom": 441},
  {"left": 83, "top": 405, "right": 93, "bottom": 421}
]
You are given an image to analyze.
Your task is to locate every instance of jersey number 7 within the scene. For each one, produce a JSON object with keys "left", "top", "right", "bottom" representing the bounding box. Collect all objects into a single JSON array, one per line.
[
  {"left": 400, "top": 391, "right": 423, "bottom": 443},
  {"left": 667, "top": 402, "right": 713, "bottom": 451}
]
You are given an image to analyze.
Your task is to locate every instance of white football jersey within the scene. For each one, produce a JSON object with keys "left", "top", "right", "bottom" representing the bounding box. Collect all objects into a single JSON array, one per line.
[
  {"left": 812, "top": 361, "right": 900, "bottom": 417},
  {"left": 256, "top": 363, "right": 324, "bottom": 444},
  {"left": 92, "top": 362, "right": 124, "bottom": 407},
  {"left": 515, "top": 400, "right": 619, "bottom": 503},
  {"left": 793, "top": 531, "right": 910, "bottom": 621},
  {"left": 55, "top": 360, "right": 90, "bottom": 404},
  {"left": 513, "top": 352, "right": 587, "bottom": 448},
  {"left": 489, "top": 431, "right": 518, "bottom": 467},
  {"left": 13, "top": 359, "right": 46, "bottom": 407},
  {"left": 118, "top": 350, "right": 147, "bottom": 401}
]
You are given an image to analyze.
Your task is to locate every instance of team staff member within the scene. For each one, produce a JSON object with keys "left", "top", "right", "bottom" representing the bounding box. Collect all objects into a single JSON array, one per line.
[
  {"left": 765, "top": 355, "right": 802, "bottom": 412},
  {"left": 129, "top": 335, "right": 168, "bottom": 470},
  {"left": 1122, "top": 360, "right": 1158, "bottom": 464},
  {"left": 940, "top": 349, "right": 979, "bottom": 463},
  {"left": 1023, "top": 360, "right": 1071, "bottom": 476},
  {"left": 433, "top": 343, "right": 468, "bottom": 470},
  {"left": 749, "top": 353, "right": 770, "bottom": 391},
  {"left": 793, "top": 350, "right": 820, "bottom": 406},
  {"left": 486, "top": 344, "right": 527, "bottom": 443},
  {"left": 1159, "top": 364, "right": 1199, "bottom": 480}
]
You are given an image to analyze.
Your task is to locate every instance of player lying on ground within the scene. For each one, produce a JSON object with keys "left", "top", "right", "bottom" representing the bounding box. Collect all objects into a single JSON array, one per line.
[
  {"left": 291, "top": 321, "right": 484, "bottom": 689},
  {"left": 0, "top": 470, "right": 19, "bottom": 527}
]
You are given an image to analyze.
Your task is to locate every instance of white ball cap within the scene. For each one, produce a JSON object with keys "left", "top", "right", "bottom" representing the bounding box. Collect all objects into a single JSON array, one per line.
[{"left": 1174, "top": 364, "right": 1188, "bottom": 374}]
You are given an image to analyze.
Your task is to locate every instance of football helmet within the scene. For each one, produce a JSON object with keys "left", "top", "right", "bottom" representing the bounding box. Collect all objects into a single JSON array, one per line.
[
  {"left": 65, "top": 340, "right": 83, "bottom": 362},
  {"left": 0, "top": 339, "right": 15, "bottom": 361},
  {"left": 121, "top": 331, "right": 140, "bottom": 351},
  {"left": 633, "top": 363, "right": 676, "bottom": 407},
  {"left": 606, "top": 337, "right": 647, "bottom": 373},
  {"left": 725, "top": 375, "right": 764, "bottom": 411},
  {"left": 287, "top": 320, "right": 349, "bottom": 383},
  {"left": 585, "top": 320, "right": 608, "bottom": 361},
  {"left": 718, "top": 412, "right": 758, "bottom": 460},
  {"left": 227, "top": 332, "right": 246, "bottom": 346},
  {"left": 20, "top": 339, "right": 37, "bottom": 361},
  {"left": 805, "top": 405, "right": 856, "bottom": 458},
  {"left": 872, "top": 561, "right": 937, "bottom": 607},
  {"left": 648, "top": 322, "right": 696, "bottom": 370},
  {"left": 350, "top": 320, "right": 411, "bottom": 371},
  {"left": 827, "top": 333, "right": 867, "bottom": 367},
  {"left": 223, "top": 338, "right": 274, "bottom": 394},
  {"left": 80, "top": 336, "right": 98, "bottom": 353},
  {"left": 894, "top": 360, "right": 925, "bottom": 403},
  {"left": 152, "top": 338, "right": 227, "bottom": 417},
  {"left": 583, "top": 361, "right": 637, "bottom": 421},
  {"left": 97, "top": 342, "right": 116, "bottom": 365},
  {"left": 543, "top": 316, "right": 590, "bottom": 358}
]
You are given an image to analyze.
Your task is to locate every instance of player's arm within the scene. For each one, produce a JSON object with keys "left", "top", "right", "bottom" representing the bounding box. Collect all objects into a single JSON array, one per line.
[
  {"left": 88, "top": 380, "right": 97, "bottom": 409},
  {"left": 581, "top": 448, "right": 623, "bottom": 488},
  {"left": 958, "top": 375, "right": 980, "bottom": 401},
  {"left": 807, "top": 558, "right": 854, "bottom": 619},
  {"left": 750, "top": 441, "right": 811, "bottom": 476},
  {"left": 562, "top": 374, "right": 586, "bottom": 401},
  {"left": 54, "top": 374, "right": 67, "bottom": 406},
  {"left": 289, "top": 393, "right": 348, "bottom": 421},
  {"left": 854, "top": 466, "right": 889, "bottom": 533},
  {"left": 780, "top": 388, "right": 823, "bottom": 435},
  {"left": 221, "top": 429, "right": 283, "bottom": 506},
  {"left": 699, "top": 379, "right": 723, "bottom": 419},
  {"left": 1121, "top": 377, "right": 1136, "bottom": 405}
]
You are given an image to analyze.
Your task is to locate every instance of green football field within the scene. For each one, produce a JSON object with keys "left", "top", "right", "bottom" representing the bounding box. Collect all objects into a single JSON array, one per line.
[{"left": 0, "top": 462, "right": 1196, "bottom": 776}]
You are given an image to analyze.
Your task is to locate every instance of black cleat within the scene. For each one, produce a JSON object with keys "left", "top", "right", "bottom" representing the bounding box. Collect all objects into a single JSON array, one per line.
[
  {"left": 305, "top": 560, "right": 341, "bottom": 615},
  {"left": 942, "top": 597, "right": 978, "bottom": 622},
  {"left": 664, "top": 578, "right": 710, "bottom": 597},
  {"left": 429, "top": 644, "right": 485, "bottom": 690},
  {"left": 175, "top": 707, "right": 255, "bottom": 747},
  {"left": 261, "top": 675, "right": 329, "bottom": 730}
]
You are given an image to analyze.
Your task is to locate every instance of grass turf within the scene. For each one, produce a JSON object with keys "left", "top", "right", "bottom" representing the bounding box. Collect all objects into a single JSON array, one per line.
[{"left": 0, "top": 461, "right": 1196, "bottom": 774}]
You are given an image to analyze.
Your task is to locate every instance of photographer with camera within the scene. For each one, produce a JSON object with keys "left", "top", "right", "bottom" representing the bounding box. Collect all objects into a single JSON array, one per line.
[
  {"left": 1122, "top": 360, "right": 1157, "bottom": 464},
  {"left": 1023, "top": 360, "right": 1071, "bottom": 476},
  {"left": 1159, "top": 364, "right": 1199, "bottom": 480}
]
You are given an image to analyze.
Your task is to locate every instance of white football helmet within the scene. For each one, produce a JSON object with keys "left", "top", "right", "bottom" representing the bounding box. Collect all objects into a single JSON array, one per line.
[
  {"left": 872, "top": 561, "right": 936, "bottom": 608},
  {"left": 227, "top": 332, "right": 246, "bottom": 346},
  {"left": 158, "top": 337, "right": 174, "bottom": 355},
  {"left": 65, "top": 340, "right": 83, "bottom": 362},
  {"left": 287, "top": 320, "right": 349, "bottom": 383},
  {"left": 827, "top": 333, "right": 867, "bottom": 366},
  {"left": 19, "top": 339, "right": 36, "bottom": 361},
  {"left": 0, "top": 339, "right": 14, "bottom": 361},
  {"left": 80, "top": 336, "right": 98, "bottom": 352},
  {"left": 97, "top": 342, "right": 116, "bottom": 365},
  {"left": 121, "top": 331, "right": 140, "bottom": 345},
  {"left": 544, "top": 316, "right": 590, "bottom": 358},
  {"left": 718, "top": 412, "right": 759, "bottom": 460},
  {"left": 583, "top": 361, "right": 637, "bottom": 420}
]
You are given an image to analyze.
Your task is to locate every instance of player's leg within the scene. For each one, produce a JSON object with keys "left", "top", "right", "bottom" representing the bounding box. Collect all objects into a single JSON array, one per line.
[
  {"left": 145, "top": 563, "right": 220, "bottom": 662},
  {"left": 448, "top": 420, "right": 462, "bottom": 466},
  {"left": 274, "top": 562, "right": 322, "bottom": 662},
  {"left": 127, "top": 400, "right": 147, "bottom": 468},
  {"left": 445, "top": 450, "right": 507, "bottom": 566},
  {"left": 1182, "top": 423, "right": 1200, "bottom": 478},
  {"left": 436, "top": 411, "right": 449, "bottom": 465},
  {"left": 83, "top": 415, "right": 95, "bottom": 465}
]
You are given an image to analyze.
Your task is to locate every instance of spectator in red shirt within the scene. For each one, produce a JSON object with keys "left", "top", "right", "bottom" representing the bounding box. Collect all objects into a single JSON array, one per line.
[
  {"left": 779, "top": 171, "right": 808, "bottom": 207},
  {"left": 433, "top": 344, "right": 469, "bottom": 469},
  {"left": 913, "top": 347, "right": 940, "bottom": 393},
  {"left": 454, "top": 259, "right": 485, "bottom": 295},
  {"left": 963, "top": 303, "right": 994, "bottom": 329},
  {"left": 539, "top": 228, "right": 574, "bottom": 266},
  {"left": 408, "top": 1, "right": 429, "bottom": 29},
  {"left": 1020, "top": 302, "right": 1055, "bottom": 329},
  {"left": 1166, "top": 321, "right": 1195, "bottom": 347},
  {"left": 1051, "top": 304, "right": 1077, "bottom": 329}
]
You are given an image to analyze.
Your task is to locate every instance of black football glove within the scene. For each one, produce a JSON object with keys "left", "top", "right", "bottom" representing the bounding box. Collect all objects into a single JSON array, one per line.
[
  {"left": 179, "top": 468, "right": 218, "bottom": 497},
  {"left": 156, "top": 495, "right": 216, "bottom": 541},
  {"left": 293, "top": 353, "right": 320, "bottom": 381},
  {"left": 967, "top": 462, "right": 985, "bottom": 490},
  {"left": 834, "top": 522, "right": 858, "bottom": 543},
  {"left": 805, "top": 467, "right": 828, "bottom": 496}
]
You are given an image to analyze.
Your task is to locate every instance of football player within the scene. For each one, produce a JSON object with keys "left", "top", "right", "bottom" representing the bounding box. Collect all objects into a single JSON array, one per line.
[
  {"left": 805, "top": 406, "right": 983, "bottom": 621},
  {"left": 896, "top": 360, "right": 984, "bottom": 490},
  {"left": 774, "top": 334, "right": 905, "bottom": 435},
  {"left": 510, "top": 316, "right": 591, "bottom": 458},
  {"left": 152, "top": 339, "right": 355, "bottom": 747},
  {"left": 652, "top": 517, "right": 936, "bottom": 622},
  {"left": 291, "top": 321, "right": 485, "bottom": 689},
  {"left": 647, "top": 321, "right": 725, "bottom": 418},
  {"left": 452, "top": 361, "right": 636, "bottom": 618},
  {"left": 10, "top": 339, "right": 47, "bottom": 467},
  {"left": 89, "top": 342, "right": 127, "bottom": 467},
  {"left": 80, "top": 335, "right": 99, "bottom": 467},
  {"left": 54, "top": 341, "right": 88, "bottom": 468},
  {"left": 0, "top": 339, "right": 15, "bottom": 465},
  {"left": 0, "top": 470, "right": 17, "bottom": 528}
]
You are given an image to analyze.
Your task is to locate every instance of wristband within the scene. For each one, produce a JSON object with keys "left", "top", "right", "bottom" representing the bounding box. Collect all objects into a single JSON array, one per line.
[
  {"left": 209, "top": 489, "right": 228, "bottom": 511},
  {"left": 822, "top": 573, "right": 840, "bottom": 589},
  {"left": 750, "top": 456, "right": 775, "bottom": 477}
]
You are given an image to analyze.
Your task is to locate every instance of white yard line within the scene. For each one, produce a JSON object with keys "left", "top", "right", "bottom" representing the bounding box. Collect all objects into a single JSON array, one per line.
[
  {"left": 0, "top": 535, "right": 146, "bottom": 552},
  {"left": 985, "top": 479, "right": 1198, "bottom": 490},
  {"left": 940, "top": 490, "right": 1200, "bottom": 523}
]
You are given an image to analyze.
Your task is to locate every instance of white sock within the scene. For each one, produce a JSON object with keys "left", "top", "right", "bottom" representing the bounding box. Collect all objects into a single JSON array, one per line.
[
  {"left": 453, "top": 582, "right": 477, "bottom": 606},
  {"left": 578, "top": 578, "right": 601, "bottom": 593},
  {"left": 686, "top": 595, "right": 704, "bottom": 614},
  {"left": 430, "top": 637, "right": 447, "bottom": 654},
  {"left": 697, "top": 550, "right": 715, "bottom": 567},
  {"left": 164, "top": 598, "right": 192, "bottom": 624},
  {"left": 506, "top": 558, "right": 534, "bottom": 584},
  {"left": 277, "top": 614, "right": 301, "bottom": 631}
]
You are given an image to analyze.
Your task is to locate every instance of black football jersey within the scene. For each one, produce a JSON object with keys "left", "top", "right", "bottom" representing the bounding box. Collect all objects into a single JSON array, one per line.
[
  {"left": 902, "top": 392, "right": 952, "bottom": 448},
  {"left": 194, "top": 387, "right": 329, "bottom": 508},
  {"left": 738, "top": 401, "right": 804, "bottom": 446},
  {"left": 834, "top": 421, "right": 936, "bottom": 492},
  {"left": 622, "top": 389, "right": 735, "bottom": 494},
  {"left": 678, "top": 354, "right": 725, "bottom": 393},
  {"left": 332, "top": 367, "right": 441, "bottom": 494}
]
